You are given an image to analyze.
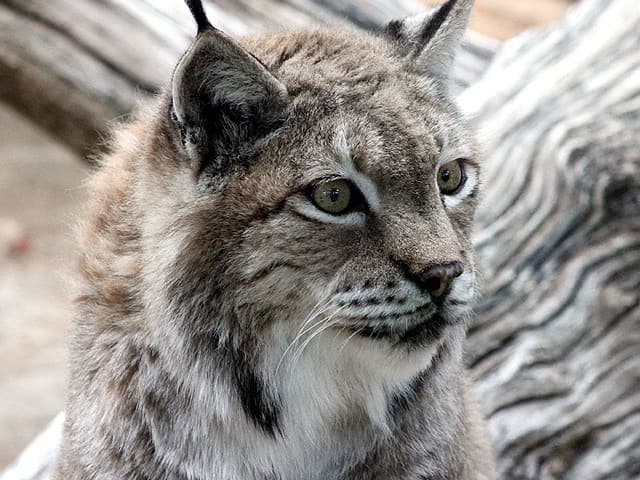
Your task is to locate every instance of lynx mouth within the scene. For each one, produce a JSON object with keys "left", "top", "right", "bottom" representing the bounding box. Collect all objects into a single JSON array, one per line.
[{"left": 342, "top": 310, "right": 452, "bottom": 346}]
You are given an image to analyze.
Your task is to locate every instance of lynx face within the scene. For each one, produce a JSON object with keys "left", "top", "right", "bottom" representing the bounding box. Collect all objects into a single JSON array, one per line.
[
  {"left": 60, "top": 2, "right": 493, "bottom": 478},
  {"left": 213, "top": 77, "right": 478, "bottom": 369},
  {"left": 92, "top": 0, "right": 475, "bottom": 437},
  {"left": 136, "top": 1, "right": 480, "bottom": 394}
]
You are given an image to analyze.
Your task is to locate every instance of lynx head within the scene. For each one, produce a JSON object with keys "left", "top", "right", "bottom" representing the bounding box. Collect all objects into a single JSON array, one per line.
[{"left": 103, "top": 0, "right": 478, "bottom": 436}]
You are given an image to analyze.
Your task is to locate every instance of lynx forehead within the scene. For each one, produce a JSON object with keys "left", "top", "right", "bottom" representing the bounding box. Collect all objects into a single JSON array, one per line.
[{"left": 55, "top": 0, "right": 495, "bottom": 479}]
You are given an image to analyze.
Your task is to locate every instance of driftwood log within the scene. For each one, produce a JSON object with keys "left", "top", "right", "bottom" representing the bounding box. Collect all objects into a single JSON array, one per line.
[
  {"left": 464, "top": 0, "right": 640, "bottom": 477},
  {"left": 1, "top": 0, "right": 639, "bottom": 479}
]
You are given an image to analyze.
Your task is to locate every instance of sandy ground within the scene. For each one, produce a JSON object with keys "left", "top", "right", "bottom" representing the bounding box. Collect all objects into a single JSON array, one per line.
[
  {"left": 0, "top": 103, "right": 88, "bottom": 467},
  {"left": 0, "top": 0, "right": 572, "bottom": 470}
]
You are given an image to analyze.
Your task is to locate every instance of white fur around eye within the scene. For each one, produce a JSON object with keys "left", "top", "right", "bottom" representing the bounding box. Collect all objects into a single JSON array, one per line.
[{"left": 440, "top": 162, "right": 478, "bottom": 209}]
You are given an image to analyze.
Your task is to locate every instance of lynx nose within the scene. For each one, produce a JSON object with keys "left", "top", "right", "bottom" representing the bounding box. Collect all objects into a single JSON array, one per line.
[{"left": 419, "top": 261, "right": 464, "bottom": 300}]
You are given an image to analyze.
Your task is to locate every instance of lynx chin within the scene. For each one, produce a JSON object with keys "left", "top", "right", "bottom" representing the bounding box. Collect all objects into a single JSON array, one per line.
[{"left": 55, "top": 0, "right": 496, "bottom": 478}]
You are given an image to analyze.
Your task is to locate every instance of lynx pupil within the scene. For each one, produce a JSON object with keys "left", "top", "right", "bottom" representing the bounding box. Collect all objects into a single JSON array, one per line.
[
  {"left": 437, "top": 159, "right": 465, "bottom": 195},
  {"left": 312, "top": 179, "right": 352, "bottom": 214}
]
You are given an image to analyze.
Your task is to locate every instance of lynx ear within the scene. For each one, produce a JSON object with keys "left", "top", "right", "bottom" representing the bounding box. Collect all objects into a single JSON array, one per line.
[
  {"left": 172, "top": 4, "right": 287, "bottom": 172},
  {"left": 383, "top": 0, "right": 473, "bottom": 85}
]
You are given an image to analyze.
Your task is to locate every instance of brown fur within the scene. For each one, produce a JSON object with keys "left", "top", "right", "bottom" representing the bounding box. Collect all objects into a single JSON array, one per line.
[{"left": 56, "top": 1, "right": 496, "bottom": 478}]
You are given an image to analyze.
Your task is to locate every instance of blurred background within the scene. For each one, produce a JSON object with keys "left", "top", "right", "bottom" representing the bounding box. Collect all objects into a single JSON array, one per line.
[{"left": 0, "top": 0, "right": 574, "bottom": 468}]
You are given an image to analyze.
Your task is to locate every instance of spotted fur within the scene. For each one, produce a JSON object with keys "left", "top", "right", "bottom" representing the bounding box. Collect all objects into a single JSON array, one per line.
[{"left": 55, "top": 0, "right": 495, "bottom": 478}]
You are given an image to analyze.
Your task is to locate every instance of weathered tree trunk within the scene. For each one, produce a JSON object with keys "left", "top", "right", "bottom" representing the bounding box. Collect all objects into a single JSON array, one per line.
[
  {"left": 0, "top": 0, "right": 496, "bottom": 157},
  {"left": 462, "top": 0, "right": 640, "bottom": 477},
  {"left": 1, "top": 0, "right": 638, "bottom": 479}
]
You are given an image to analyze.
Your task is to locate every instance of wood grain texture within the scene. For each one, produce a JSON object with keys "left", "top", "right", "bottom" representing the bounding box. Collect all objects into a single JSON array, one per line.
[{"left": 460, "top": 0, "right": 640, "bottom": 477}]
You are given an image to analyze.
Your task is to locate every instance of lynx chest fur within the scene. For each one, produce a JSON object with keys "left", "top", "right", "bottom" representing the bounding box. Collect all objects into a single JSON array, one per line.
[{"left": 55, "top": 0, "right": 495, "bottom": 478}]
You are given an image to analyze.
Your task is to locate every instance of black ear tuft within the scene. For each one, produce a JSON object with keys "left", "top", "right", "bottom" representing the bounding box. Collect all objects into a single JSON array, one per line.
[
  {"left": 414, "top": 0, "right": 459, "bottom": 47},
  {"left": 382, "top": 0, "right": 473, "bottom": 84},
  {"left": 185, "top": 0, "right": 212, "bottom": 34}
]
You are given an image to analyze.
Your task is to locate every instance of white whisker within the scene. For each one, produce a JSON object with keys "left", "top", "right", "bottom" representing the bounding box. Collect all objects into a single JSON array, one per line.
[
  {"left": 275, "top": 295, "right": 334, "bottom": 375},
  {"left": 290, "top": 305, "right": 347, "bottom": 367},
  {"left": 338, "top": 326, "right": 363, "bottom": 352}
]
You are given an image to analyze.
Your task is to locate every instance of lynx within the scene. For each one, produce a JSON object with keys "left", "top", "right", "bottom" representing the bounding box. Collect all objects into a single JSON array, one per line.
[{"left": 55, "top": 0, "right": 495, "bottom": 478}]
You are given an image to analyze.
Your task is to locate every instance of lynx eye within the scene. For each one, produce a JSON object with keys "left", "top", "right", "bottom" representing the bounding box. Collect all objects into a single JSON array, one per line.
[
  {"left": 437, "top": 159, "right": 466, "bottom": 195},
  {"left": 311, "top": 179, "right": 354, "bottom": 214}
]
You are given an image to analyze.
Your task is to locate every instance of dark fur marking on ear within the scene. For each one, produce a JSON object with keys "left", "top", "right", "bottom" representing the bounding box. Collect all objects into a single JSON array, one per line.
[
  {"left": 417, "top": 0, "right": 459, "bottom": 47},
  {"left": 191, "top": 97, "right": 287, "bottom": 178},
  {"left": 185, "top": 0, "right": 212, "bottom": 34},
  {"left": 383, "top": 19, "right": 404, "bottom": 42}
]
